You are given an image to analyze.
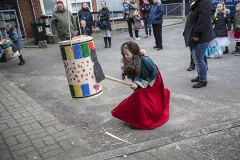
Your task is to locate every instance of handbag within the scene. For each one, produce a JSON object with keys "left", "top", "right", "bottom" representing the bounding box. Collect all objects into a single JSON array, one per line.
[{"left": 228, "top": 28, "right": 235, "bottom": 39}]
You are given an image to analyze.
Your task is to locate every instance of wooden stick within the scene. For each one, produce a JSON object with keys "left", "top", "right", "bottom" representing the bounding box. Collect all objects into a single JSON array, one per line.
[{"left": 105, "top": 75, "right": 131, "bottom": 86}]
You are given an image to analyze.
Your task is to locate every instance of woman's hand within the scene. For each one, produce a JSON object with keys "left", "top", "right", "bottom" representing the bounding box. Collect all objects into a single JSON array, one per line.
[{"left": 130, "top": 83, "right": 138, "bottom": 90}]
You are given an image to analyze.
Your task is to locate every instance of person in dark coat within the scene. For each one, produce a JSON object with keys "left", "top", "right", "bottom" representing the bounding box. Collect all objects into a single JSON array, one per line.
[
  {"left": 183, "top": 0, "right": 213, "bottom": 88},
  {"left": 212, "top": 2, "right": 231, "bottom": 54},
  {"left": 6, "top": 23, "right": 25, "bottom": 65},
  {"left": 149, "top": 0, "right": 164, "bottom": 51},
  {"left": 77, "top": 2, "right": 93, "bottom": 34},
  {"left": 98, "top": 1, "right": 112, "bottom": 48}
]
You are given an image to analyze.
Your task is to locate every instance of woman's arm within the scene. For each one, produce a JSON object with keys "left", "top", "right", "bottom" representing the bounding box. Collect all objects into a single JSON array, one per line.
[{"left": 100, "top": 9, "right": 110, "bottom": 21}]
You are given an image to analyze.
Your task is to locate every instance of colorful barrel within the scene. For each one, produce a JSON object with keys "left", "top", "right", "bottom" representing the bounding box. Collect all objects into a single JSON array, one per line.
[
  {"left": 59, "top": 36, "right": 104, "bottom": 98},
  {"left": 0, "top": 39, "right": 20, "bottom": 60}
]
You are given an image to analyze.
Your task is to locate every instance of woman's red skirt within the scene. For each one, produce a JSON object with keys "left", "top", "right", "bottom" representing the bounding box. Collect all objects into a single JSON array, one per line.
[{"left": 111, "top": 69, "right": 170, "bottom": 130}]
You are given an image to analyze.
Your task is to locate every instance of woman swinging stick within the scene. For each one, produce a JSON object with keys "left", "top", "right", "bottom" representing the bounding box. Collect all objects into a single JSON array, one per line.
[{"left": 111, "top": 41, "right": 170, "bottom": 130}]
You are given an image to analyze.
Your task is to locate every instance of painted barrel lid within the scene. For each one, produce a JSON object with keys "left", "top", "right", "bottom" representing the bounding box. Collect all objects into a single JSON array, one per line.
[{"left": 59, "top": 35, "right": 93, "bottom": 46}]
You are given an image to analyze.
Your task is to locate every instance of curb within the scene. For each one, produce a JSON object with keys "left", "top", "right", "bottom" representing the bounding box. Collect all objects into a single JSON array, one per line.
[{"left": 78, "top": 118, "right": 240, "bottom": 160}]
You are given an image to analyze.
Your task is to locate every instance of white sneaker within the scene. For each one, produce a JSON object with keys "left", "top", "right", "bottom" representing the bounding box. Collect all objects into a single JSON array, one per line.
[
  {"left": 130, "top": 37, "right": 133, "bottom": 39},
  {"left": 135, "top": 37, "right": 141, "bottom": 40}
]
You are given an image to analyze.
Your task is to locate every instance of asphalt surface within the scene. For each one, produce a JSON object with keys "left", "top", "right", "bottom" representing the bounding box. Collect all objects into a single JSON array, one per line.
[{"left": 0, "top": 19, "right": 239, "bottom": 159}]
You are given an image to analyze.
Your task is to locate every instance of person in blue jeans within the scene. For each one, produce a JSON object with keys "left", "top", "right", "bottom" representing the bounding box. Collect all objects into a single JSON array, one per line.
[
  {"left": 140, "top": 0, "right": 151, "bottom": 38},
  {"left": 183, "top": 0, "right": 213, "bottom": 88}
]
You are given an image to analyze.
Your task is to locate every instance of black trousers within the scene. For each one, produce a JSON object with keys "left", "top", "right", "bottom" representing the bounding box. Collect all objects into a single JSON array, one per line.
[
  {"left": 127, "top": 18, "right": 136, "bottom": 38},
  {"left": 152, "top": 23, "right": 163, "bottom": 48}
]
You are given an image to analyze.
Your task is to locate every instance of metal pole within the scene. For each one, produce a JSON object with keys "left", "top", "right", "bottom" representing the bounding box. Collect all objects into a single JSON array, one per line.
[
  {"left": 111, "top": 11, "right": 115, "bottom": 33},
  {"left": 182, "top": 0, "right": 185, "bottom": 21},
  {"left": 75, "top": 0, "right": 81, "bottom": 35}
]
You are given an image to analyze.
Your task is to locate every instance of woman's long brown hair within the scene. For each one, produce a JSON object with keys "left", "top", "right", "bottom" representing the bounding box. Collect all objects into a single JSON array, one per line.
[{"left": 121, "top": 41, "right": 141, "bottom": 80}]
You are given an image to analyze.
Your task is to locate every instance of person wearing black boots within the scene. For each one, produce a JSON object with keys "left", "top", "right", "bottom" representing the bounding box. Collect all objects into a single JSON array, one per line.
[
  {"left": 98, "top": 1, "right": 111, "bottom": 48},
  {"left": 6, "top": 23, "right": 25, "bottom": 65}
]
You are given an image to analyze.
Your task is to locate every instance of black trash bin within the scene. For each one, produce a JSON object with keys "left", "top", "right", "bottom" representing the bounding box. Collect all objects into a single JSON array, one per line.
[{"left": 31, "top": 21, "right": 47, "bottom": 45}]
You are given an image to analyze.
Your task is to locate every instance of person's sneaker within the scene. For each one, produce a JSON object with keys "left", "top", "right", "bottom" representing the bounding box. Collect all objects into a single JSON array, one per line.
[
  {"left": 153, "top": 46, "right": 158, "bottom": 48},
  {"left": 135, "top": 37, "right": 141, "bottom": 40},
  {"left": 130, "top": 37, "right": 133, "bottom": 39},
  {"left": 193, "top": 81, "right": 207, "bottom": 88},
  {"left": 191, "top": 76, "right": 199, "bottom": 82},
  {"left": 148, "top": 35, "right": 151, "bottom": 37},
  {"left": 157, "top": 48, "right": 162, "bottom": 51},
  {"left": 145, "top": 35, "right": 148, "bottom": 38}
]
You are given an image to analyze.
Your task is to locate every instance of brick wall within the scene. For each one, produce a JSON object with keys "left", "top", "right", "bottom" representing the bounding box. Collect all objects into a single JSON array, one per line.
[{"left": 18, "top": 0, "right": 43, "bottom": 38}]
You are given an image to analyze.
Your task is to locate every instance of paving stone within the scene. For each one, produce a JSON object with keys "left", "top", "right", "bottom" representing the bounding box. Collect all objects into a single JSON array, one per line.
[
  {"left": 18, "top": 117, "right": 36, "bottom": 126},
  {"left": 32, "top": 138, "right": 46, "bottom": 149},
  {"left": 0, "top": 123, "right": 9, "bottom": 130},
  {"left": 26, "top": 150, "right": 43, "bottom": 160},
  {"left": 16, "top": 99, "right": 27, "bottom": 103},
  {"left": 42, "top": 136, "right": 56, "bottom": 146},
  {"left": 2, "top": 128, "right": 24, "bottom": 138},
  {"left": 10, "top": 141, "right": 32, "bottom": 152},
  {"left": 40, "top": 120, "right": 60, "bottom": 128},
  {"left": 12, "top": 104, "right": 24, "bottom": 109},
  {"left": 16, "top": 133, "right": 29, "bottom": 144},
  {"left": 21, "top": 124, "right": 33, "bottom": 132},
  {"left": 39, "top": 144, "right": 61, "bottom": 154},
  {"left": 34, "top": 114, "right": 45, "bottom": 121},
  {"left": 0, "top": 116, "right": 15, "bottom": 123},
  {"left": 19, "top": 112, "right": 31, "bottom": 118},
  {"left": 11, "top": 113, "right": 23, "bottom": 120},
  {"left": 26, "top": 128, "right": 46, "bottom": 136},
  {"left": 45, "top": 126, "right": 58, "bottom": 134},
  {"left": 30, "top": 122, "right": 43, "bottom": 130},
  {"left": 41, "top": 148, "right": 65, "bottom": 159},
  {"left": 7, "top": 121, "right": 19, "bottom": 128},
  {"left": 0, "top": 140, "right": 7, "bottom": 150},
  {"left": 0, "top": 148, "right": 12, "bottom": 160},
  {"left": 0, "top": 111, "right": 10, "bottom": 117},
  {"left": 12, "top": 146, "right": 35, "bottom": 156},
  {"left": 28, "top": 131, "right": 49, "bottom": 140},
  {"left": 54, "top": 124, "right": 66, "bottom": 132},
  {"left": 59, "top": 140, "right": 75, "bottom": 151},
  {"left": 5, "top": 136, "right": 19, "bottom": 147},
  {"left": 13, "top": 153, "right": 28, "bottom": 160},
  {"left": 39, "top": 118, "right": 57, "bottom": 125}
]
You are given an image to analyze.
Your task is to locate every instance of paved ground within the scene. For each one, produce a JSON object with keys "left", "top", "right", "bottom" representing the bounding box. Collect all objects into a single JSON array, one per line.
[{"left": 0, "top": 18, "right": 239, "bottom": 159}]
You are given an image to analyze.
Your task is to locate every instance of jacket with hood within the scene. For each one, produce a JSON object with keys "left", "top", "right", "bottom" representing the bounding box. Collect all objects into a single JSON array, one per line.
[
  {"left": 233, "top": 12, "right": 240, "bottom": 32},
  {"left": 149, "top": 0, "right": 164, "bottom": 24},
  {"left": 212, "top": 9, "right": 231, "bottom": 37},
  {"left": 51, "top": 7, "right": 77, "bottom": 38},
  {"left": 77, "top": 8, "right": 93, "bottom": 31},
  {"left": 184, "top": 0, "right": 213, "bottom": 47},
  {"left": 7, "top": 28, "right": 23, "bottom": 51},
  {"left": 98, "top": 7, "right": 111, "bottom": 30}
]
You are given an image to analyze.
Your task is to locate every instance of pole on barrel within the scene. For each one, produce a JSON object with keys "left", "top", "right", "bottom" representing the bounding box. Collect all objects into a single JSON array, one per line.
[{"left": 75, "top": 0, "right": 81, "bottom": 35}]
